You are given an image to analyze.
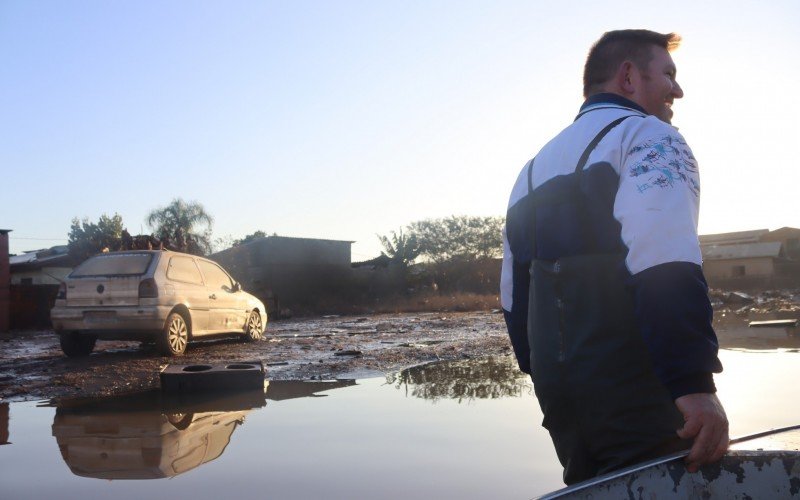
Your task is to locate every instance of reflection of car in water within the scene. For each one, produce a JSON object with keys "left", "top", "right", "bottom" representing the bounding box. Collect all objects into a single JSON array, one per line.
[{"left": 51, "top": 390, "right": 264, "bottom": 480}]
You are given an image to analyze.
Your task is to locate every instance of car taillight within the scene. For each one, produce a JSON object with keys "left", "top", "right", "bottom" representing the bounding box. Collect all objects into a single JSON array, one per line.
[
  {"left": 138, "top": 278, "right": 158, "bottom": 298},
  {"left": 57, "top": 283, "right": 67, "bottom": 300}
]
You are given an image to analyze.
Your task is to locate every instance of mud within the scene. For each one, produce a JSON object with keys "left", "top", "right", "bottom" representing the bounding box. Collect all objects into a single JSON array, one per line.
[
  {"left": 1, "top": 301, "right": 798, "bottom": 402},
  {"left": 0, "top": 311, "right": 513, "bottom": 402}
]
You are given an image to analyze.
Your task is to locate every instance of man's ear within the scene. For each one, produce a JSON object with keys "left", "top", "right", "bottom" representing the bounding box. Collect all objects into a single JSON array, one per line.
[{"left": 618, "top": 60, "right": 639, "bottom": 95}]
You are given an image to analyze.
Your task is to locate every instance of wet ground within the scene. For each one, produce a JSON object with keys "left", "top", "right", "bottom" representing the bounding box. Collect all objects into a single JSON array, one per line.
[
  {"left": 2, "top": 350, "right": 799, "bottom": 499},
  {"left": 0, "top": 311, "right": 513, "bottom": 401},
  {"left": 1, "top": 304, "right": 799, "bottom": 402}
]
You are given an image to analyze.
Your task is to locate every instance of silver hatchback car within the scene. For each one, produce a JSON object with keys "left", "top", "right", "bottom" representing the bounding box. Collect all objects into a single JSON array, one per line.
[{"left": 51, "top": 250, "right": 266, "bottom": 357}]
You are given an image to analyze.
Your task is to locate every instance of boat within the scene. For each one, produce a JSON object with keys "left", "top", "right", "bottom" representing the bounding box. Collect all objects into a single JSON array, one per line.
[{"left": 539, "top": 425, "right": 800, "bottom": 499}]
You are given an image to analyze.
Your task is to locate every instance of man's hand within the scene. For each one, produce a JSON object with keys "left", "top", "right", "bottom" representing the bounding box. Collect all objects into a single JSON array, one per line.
[{"left": 675, "top": 393, "right": 729, "bottom": 473}]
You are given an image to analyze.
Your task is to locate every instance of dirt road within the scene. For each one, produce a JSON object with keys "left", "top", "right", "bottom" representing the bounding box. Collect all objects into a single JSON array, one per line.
[{"left": 0, "top": 311, "right": 512, "bottom": 401}]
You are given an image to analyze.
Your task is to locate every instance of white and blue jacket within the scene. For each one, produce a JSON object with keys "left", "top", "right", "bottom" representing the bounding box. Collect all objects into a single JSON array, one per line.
[{"left": 501, "top": 93, "right": 722, "bottom": 399}]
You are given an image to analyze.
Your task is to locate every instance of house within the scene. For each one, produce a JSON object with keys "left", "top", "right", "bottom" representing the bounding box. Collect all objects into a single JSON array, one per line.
[
  {"left": 9, "top": 245, "right": 74, "bottom": 285},
  {"left": 759, "top": 227, "right": 800, "bottom": 260},
  {"left": 8, "top": 245, "right": 78, "bottom": 329},
  {"left": 700, "top": 227, "right": 800, "bottom": 289},
  {"left": 210, "top": 236, "right": 354, "bottom": 312}
]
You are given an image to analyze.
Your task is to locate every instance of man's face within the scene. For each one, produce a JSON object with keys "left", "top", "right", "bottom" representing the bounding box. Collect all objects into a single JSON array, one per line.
[{"left": 635, "top": 46, "right": 684, "bottom": 123}]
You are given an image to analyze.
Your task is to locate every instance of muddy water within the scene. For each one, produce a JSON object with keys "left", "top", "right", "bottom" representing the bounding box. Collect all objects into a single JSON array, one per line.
[{"left": 0, "top": 349, "right": 798, "bottom": 499}]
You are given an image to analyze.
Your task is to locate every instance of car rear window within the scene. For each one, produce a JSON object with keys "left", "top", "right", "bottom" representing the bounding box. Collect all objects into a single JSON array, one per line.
[{"left": 70, "top": 253, "right": 154, "bottom": 277}]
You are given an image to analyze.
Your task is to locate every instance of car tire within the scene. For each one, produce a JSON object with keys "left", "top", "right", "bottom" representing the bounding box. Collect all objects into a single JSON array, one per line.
[
  {"left": 59, "top": 331, "right": 96, "bottom": 357},
  {"left": 166, "top": 412, "right": 194, "bottom": 430},
  {"left": 158, "top": 312, "right": 189, "bottom": 356},
  {"left": 243, "top": 310, "right": 263, "bottom": 342}
]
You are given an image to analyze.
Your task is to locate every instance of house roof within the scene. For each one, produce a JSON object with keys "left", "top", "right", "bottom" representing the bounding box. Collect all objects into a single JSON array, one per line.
[
  {"left": 702, "top": 241, "right": 783, "bottom": 260},
  {"left": 247, "top": 235, "right": 355, "bottom": 245},
  {"left": 764, "top": 227, "right": 800, "bottom": 239},
  {"left": 699, "top": 229, "right": 770, "bottom": 246},
  {"left": 10, "top": 245, "right": 75, "bottom": 271},
  {"left": 211, "top": 235, "right": 354, "bottom": 258},
  {"left": 352, "top": 253, "right": 391, "bottom": 268}
]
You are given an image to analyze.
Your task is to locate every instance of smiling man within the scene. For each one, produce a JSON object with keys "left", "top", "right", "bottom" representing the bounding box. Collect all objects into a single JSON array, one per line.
[{"left": 501, "top": 30, "right": 729, "bottom": 484}]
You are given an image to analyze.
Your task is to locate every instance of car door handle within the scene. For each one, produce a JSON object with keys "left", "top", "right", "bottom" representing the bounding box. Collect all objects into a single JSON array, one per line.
[{"left": 209, "top": 294, "right": 217, "bottom": 300}]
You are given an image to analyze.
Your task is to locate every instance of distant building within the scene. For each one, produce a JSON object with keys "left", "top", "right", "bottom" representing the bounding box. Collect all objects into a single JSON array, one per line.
[
  {"left": 700, "top": 227, "right": 800, "bottom": 289},
  {"left": 210, "top": 236, "right": 354, "bottom": 312}
]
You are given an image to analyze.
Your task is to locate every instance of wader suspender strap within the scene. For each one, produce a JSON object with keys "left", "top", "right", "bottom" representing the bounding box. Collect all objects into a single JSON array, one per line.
[
  {"left": 574, "top": 115, "right": 636, "bottom": 251},
  {"left": 522, "top": 114, "right": 636, "bottom": 258},
  {"left": 573, "top": 115, "right": 635, "bottom": 175}
]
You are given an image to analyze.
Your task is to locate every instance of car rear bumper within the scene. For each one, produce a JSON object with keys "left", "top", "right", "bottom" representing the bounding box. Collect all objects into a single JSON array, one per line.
[{"left": 51, "top": 306, "right": 170, "bottom": 335}]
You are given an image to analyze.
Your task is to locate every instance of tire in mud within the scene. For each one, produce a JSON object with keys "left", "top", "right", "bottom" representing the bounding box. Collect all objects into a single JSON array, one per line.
[{"left": 59, "top": 331, "right": 97, "bottom": 357}]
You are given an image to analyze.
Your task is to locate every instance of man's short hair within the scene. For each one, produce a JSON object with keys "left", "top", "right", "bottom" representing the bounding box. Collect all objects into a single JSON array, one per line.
[{"left": 583, "top": 30, "right": 681, "bottom": 98}]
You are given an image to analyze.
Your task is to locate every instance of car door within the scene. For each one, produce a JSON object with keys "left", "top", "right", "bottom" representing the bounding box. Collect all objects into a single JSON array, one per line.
[
  {"left": 165, "top": 256, "right": 209, "bottom": 335},
  {"left": 196, "top": 259, "right": 246, "bottom": 333}
]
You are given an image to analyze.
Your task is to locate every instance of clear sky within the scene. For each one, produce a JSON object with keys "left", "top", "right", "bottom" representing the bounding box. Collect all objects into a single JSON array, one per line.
[{"left": 3, "top": 1, "right": 799, "bottom": 260}]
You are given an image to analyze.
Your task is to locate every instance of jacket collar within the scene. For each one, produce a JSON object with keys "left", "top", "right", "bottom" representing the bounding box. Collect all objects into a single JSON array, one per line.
[{"left": 575, "top": 93, "right": 647, "bottom": 120}]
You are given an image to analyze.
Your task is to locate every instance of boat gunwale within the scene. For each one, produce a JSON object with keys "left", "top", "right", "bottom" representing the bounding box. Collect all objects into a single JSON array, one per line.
[{"left": 537, "top": 423, "right": 800, "bottom": 499}]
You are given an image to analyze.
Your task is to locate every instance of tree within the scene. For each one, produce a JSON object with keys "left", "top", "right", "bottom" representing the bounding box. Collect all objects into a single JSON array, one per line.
[
  {"left": 146, "top": 198, "right": 214, "bottom": 255},
  {"left": 233, "top": 230, "right": 268, "bottom": 246},
  {"left": 376, "top": 229, "right": 421, "bottom": 266},
  {"left": 213, "top": 230, "right": 274, "bottom": 253},
  {"left": 407, "top": 215, "right": 504, "bottom": 263},
  {"left": 212, "top": 234, "right": 236, "bottom": 254},
  {"left": 68, "top": 213, "right": 127, "bottom": 262}
]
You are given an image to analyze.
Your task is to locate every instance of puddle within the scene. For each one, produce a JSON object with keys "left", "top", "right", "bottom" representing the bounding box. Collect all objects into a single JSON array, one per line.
[
  {"left": 1, "top": 350, "right": 799, "bottom": 499},
  {"left": 717, "top": 323, "right": 800, "bottom": 350}
]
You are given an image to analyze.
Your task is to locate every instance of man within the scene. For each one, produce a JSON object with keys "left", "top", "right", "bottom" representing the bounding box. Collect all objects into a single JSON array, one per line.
[{"left": 501, "top": 30, "right": 729, "bottom": 485}]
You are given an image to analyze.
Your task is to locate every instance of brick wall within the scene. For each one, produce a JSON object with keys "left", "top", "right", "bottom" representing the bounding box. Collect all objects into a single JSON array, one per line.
[{"left": 0, "top": 231, "right": 9, "bottom": 332}]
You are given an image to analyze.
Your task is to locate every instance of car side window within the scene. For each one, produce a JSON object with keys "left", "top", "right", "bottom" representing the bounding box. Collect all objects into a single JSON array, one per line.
[
  {"left": 167, "top": 256, "right": 204, "bottom": 285},
  {"left": 197, "top": 260, "right": 234, "bottom": 291}
]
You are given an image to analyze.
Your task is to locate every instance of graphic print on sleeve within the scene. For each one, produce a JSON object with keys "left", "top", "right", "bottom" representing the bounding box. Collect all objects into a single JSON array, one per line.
[{"left": 627, "top": 135, "right": 699, "bottom": 197}]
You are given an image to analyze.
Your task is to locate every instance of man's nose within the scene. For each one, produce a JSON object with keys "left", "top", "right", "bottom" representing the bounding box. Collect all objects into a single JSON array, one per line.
[{"left": 672, "top": 80, "right": 684, "bottom": 99}]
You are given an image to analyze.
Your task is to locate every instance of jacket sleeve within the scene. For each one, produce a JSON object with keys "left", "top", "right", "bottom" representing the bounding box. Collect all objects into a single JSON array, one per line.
[{"left": 614, "top": 127, "right": 722, "bottom": 399}]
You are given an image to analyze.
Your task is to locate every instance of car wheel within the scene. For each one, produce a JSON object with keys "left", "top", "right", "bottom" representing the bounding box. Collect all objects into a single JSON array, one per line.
[
  {"left": 243, "top": 310, "right": 263, "bottom": 342},
  {"left": 158, "top": 312, "right": 189, "bottom": 356},
  {"left": 59, "top": 331, "right": 96, "bottom": 357},
  {"left": 166, "top": 412, "right": 194, "bottom": 430}
]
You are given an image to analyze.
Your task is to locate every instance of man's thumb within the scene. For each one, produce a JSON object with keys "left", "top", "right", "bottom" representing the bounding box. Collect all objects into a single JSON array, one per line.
[{"left": 676, "top": 418, "right": 701, "bottom": 440}]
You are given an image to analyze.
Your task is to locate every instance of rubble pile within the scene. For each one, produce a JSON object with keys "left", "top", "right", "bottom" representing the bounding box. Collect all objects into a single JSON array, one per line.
[{"left": 709, "top": 289, "right": 800, "bottom": 317}]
